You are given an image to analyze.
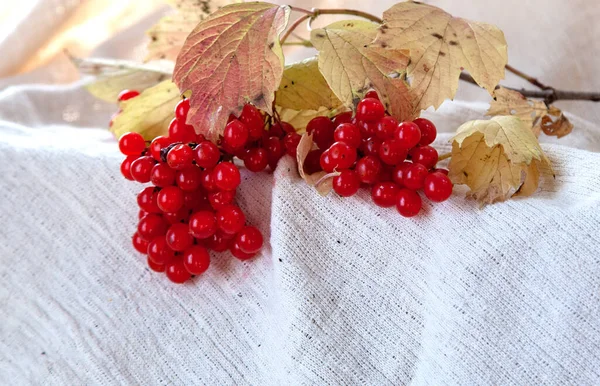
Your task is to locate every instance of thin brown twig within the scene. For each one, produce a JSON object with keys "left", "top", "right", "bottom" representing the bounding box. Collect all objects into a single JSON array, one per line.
[
  {"left": 505, "top": 64, "right": 551, "bottom": 90},
  {"left": 280, "top": 14, "right": 312, "bottom": 45}
]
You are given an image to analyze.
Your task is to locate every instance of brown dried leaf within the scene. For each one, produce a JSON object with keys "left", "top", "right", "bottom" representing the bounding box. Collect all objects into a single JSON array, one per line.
[
  {"left": 310, "top": 20, "right": 414, "bottom": 122},
  {"left": 296, "top": 133, "right": 334, "bottom": 196},
  {"left": 173, "top": 2, "right": 290, "bottom": 140},
  {"left": 374, "top": 2, "right": 507, "bottom": 114},
  {"left": 448, "top": 116, "right": 552, "bottom": 205},
  {"left": 540, "top": 106, "right": 573, "bottom": 138}
]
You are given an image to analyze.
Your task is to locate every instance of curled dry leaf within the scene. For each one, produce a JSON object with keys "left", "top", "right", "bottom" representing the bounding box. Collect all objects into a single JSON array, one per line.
[
  {"left": 111, "top": 80, "right": 180, "bottom": 140},
  {"left": 145, "top": 0, "right": 241, "bottom": 62},
  {"left": 173, "top": 2, "right": 290, "bottom": 140},
  {"left": 448, "top": 115, "right": 552, "bottom": 205},
  {"left": 310, "top": 20, "right": 414, "bottom": 122},
  {"left": 539, "top": 106, "right": 573, "bottom": 138},
  {"left": 296, "top": 133, "right": 334, "bottom": 196},
  {"left": 374, "top": 1, "right": 507, "bottom": 114}
]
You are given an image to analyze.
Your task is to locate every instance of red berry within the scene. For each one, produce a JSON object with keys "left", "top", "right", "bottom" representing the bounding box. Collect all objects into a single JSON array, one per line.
[
  {"left": 332, "top": 111, "right": 353, "bottom": 126},
  {"left": 230, "top": 241, "right": 256, "bottom": 260},
  {"left": 183, "top": 190, "right": 209, "bottom": 211},
  {"left": 410, "top": 145, "right": 438, "bottom": 169},
  {"left": 307, "top": 116, "right": 335, "bottom": 149},
  {"left": 235, "top": 226, "right": 263, "bottom": 254},
  {"left": 216, "top": 205, "right": 246, "bottom": 235},
  {"left": 423, "top": 172, "right": 453, "bottom": 202},
  {"left": 356, "top": 120, "right": 378, "bottom": 137},
  {"left": 157, "top": 186, "right": 184, "bottom": 213},
  {"left": 168, "top": 118, "right": 196, "bottom": 143},
  {"left": 208, "top": 190, "right": 236, "bottom": 210},
  {"left": 194, "top": 141, "right": 220, "bottom": 169},
  {"left": 434, "top": 168, "right": 449, "bottom": 175},
  {"left": 118, "top": 89, "right": 139, "bottom": 101},
  {"left": 183, "top": 245, "right": 210, "bottom": 275},
  {"left": 223, "top": 120, "right": 249, "bottom": 151},
  {"left": 268, "top": 122, "right": 285, "bottom": 138},
  {"left": 147, "top": 256, "right": 165, "bottom": 272},
  {"left": 175, "top": 167, "right": 202, "bottom": 191},
  {"left": 174, "top": 99, "right": 190, "bottom": 121},
  {"left": 239, "top": 104, "right": 264, "bottom": 140},
  {"left": 283, "top": 132, "right": 301, "bottom": 157},
  {"left": 165, "top": 258, "right": 191, "bottom": 283},
  {"left": 207, "top": 232, "right": 233, "bottom": 252},
  {"left": 139, "top": 210, "right": 148, "bottom": 219},
  {"left": 356, "top": 98, "right": 385, "bottom": 122},
  {"left": 151, "top": 163, "right": 176, "bottom": 187},
  {"left": 378, "top": 164, "right": 394, "bottom": 182},
  {"left": 303, "top": 149, "right": 323, "bottom": 175},
  {"left": 392, "top": 161, "right": 412, "bottom": 188},
  {"left": 137, "top": 187, "right": 161, "bottom": 213},
  {"left": 213, "top": 162, "right": 241, "bottom": 191},
  {"left": 319, "top": 150, "right": 334, "bottom": 173},
  {"left": 200, "top": 169, "right": 217, "bottom": 192},
  {"left": 364, "top": 90, "right": 380, "bottom": 100},
  {"left": 132, "top": 232, "right": 149, "bottom": 254},
  {"left": 395, "top": 122, "right": 422, "bottom": 149},
  {"left": 167, "top": 144, "right": 194, "bottom": 170},
  {"left": 189, "top": 210, "right": 218, "bottom": 239},
  {"left": 196, "top": 133, "right": 206, "bottom": 143},
  {"left": 333, "top": 123, "right": 361, "bottom": 148},
  {"left": 403, "top": 163, "right": 429, "bottom": 190},
  {"left": 355, "top": 155, "right": 382, "bottom": 184},
  {"left": 147, "top": 236, "right": 176, "bottom": 265},
  {"left": 376, "top": 116, "right": 399, "bottom": 140},
  {"left": 150, "top": 136, "right": 171, "bottom": 161},
  {"left": 244, "top": 148, "right": 268, "bottom": 172},
  {"left": 163, "top": 207, "right": 190, "bottom": 224},
  {"left": 360, "top": 137, "right": 382, "bottom": 157},
  {"left": 166, "top": 223, "right": 194, "bottom": 251},
  {"left": 138, "top": 214, "right": 168, "bottom": 241},
  {"left": 413, "top": 118, "right": 437, "bottom": 146},
  {"left": 264, "top": 136, "right": 284, "bottom": 163},
  {"left": 371, "top": 182, "right": 400, "bottom": 208},
  {"left": 118, "top": 132, "right": 146, "bottom": 156},
  {"left": 120, "top": 155, "right": 138, "bottom": 180},
  {"left": 130, "top": 156, "right": 156, "bottom": 183},
  {"left": 327, "top": 141, "right": 357, "bottom": 170},
  {"left": 378, "top": 139, "right": 408, "bottom": 166},
  {"left": 333, "top": 170, "right": 360, "bottom": 197},
  {"left": 396, "top": 189, "right": 422, "bottom": 217}
]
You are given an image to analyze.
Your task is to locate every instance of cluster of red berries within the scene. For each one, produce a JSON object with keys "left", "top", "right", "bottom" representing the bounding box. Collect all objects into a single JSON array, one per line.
[
  {"left": 303, "top": 91, "right": 453, "bottom": 217},
  {"left": 117, "top": 90, "right": 299, "bottom": 284}
]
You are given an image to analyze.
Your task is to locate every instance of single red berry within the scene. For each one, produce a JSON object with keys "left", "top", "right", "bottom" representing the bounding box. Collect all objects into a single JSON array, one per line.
[
  {"left": 333, "top": 170, "right": 360, "bottom": 197},
  {"left": 280, "top": 122, "right": 296, "bottom": 134},
  {"left": 328, "top": 141, "right": 357, "bottom": 170},
  {"left": 166, "top": 223, "right": 194, "bottom": 251},
  {"left": 434, "top": 168, "right": 449, "bottom": 175},
  {"left": 137, "top": 187, "right": 161, "bottom": 213},
  {"left": 410, "top": 145, "right": 438, "bottom": 169},
  {"left": 413, "top": 118, "right": 437, "bottom": 146},
  {"left": 147, "top": 256, "right": 165, "bottom": 273},
  {"left": 423, "top": 172, "right": 453, "bottom": 202},
  {"left": 235, "top": 226, "right": 263, "bottom": 254},
  {"left": 206, "top": 231, "right": 233, "bottom": 252},
  {"left": 355, "top": 155, "right": 382, "bottom": 184},
  {"left": 239, "top": 104, "right": 264, "bottom": 140},
  {"left": 149, "top": 136, "right": 171, "bottom": 161},
  {"left": 151, "top": 163, "right": 176, "bottom": 187},
  {"left": 132, "top": 232, "right": 149, "bottom": 254},
  {"left": 139, "top": 210, "right": 148, "bottom": 219},
  {"left": 223, "top": 120, "right": 249, "bottom": 151},
  {"left": 244, "top": 148, "right": 268, "bottom": 172},
  {"left": 196, "top": 133, "right": 206, "bottom": 143},
  {"left": 283, "top": 132, "right": 302, "bottom": 157},
  {"left": 332, "top": 111, "right": 353, "bottom": 126},
  {"left": 216, "top": 205, "right": 246, "bottom": 235},
  {"left": 147, "top": 236, "right": 176, "bottom": 265},
  {"left": 130, "top": 156, "right": 156, "bottom": 183},
  {"left": 392, "top": 161, "right": 412, "bottom": 188},
  {"left": 230, "top": 241, "right": 256, "bottom": 260},
  {"left": 371, "top": 182, "right": 400, "bottom": 208},
  {"left": 120, "top": 155, "right": 138, "bottom": 180},
  {"left": 268, "top": 122, "right": 285, "bottom": 138},
  {"left": 378, "top": 164, "right": 394, "bottom": 183},
  {"left": 307, "top": 117, "right": 335, "bottom": 149},
  {"left": 213, "top": 162, "right": 241, "bottom": 191},
  {"left": 356, "top": 120, "right": 378, "bottom": 137},
  {"left": 167, "top": 144, "right": 194, "bottom": 170},
  {"left": 189, "top": 211, "right": 217, "bottom": 239},
  {"left": 183, "top": 189, "right": 209, "bottom": 211},
  {"left": 157, "top": 186, "right": 184, "bottom": 213},
  {"left": 165, "top": 258, "right": 191, "bottom": 283},
  {"left": 163, "top": 207, "right": 190, "bottom": 224},
  {"left": 118, "top": 89, "right": 139, "bottom": 101},
  {"left": 333, "top": 123, "right": 361, "bottom": 148},
  {"left": 175, "top": 167, "right": 202, "bottom": 191},
  {"left": 319, "top": 150, "right": 334, "bottom": 173},
  {"left": 183, "top": 245, "right": 210, "bottom": 275},
  {"left": 208, "top": 190, "right": 236, "bottom": 211},
  {"left": 200, "top": 169, "right": 217, "bottom": 192},
  {"left": 360, "top": 137, "right": 382, "bottom": 157},
  {"left": 396, "top": 189, "right": 422, "bottom": 217},
  {"left": 395, "top": 122, "right": 422, "bottom": 149},
  {"left": 376, "top": 116, "right": 399, "bottom": 140},
  {"left": 194, "top": 140, "right": 220, "bottom": 169},
  {"left": 168, "top": 118, "right": 196, "bottom": 143},
  {"left": 403, "top": 163, "right": 429, "bottom": 190},
  {"left": 118, "top": 132, "right": 146, "bottom": 156},
  {"left": 364, "top": 90, "right": 380, "bottom": 100},
  {"left": 378, "top": 139, "right": 408, "bottom": 166},
  {"left": 264, "top": 136, "right": 284, "bottom": 163},
  {"left": 303, "top": 149, "right": 323, "bottom": 175},
  {"left": 174, "top": 99, "right": 190, "bottom": 121},
  {"left": 356, "top": 98, "right": 385, "bottom": 122},
  {"left": 138, "top": 214, "right": 168, "bottom": 241}
]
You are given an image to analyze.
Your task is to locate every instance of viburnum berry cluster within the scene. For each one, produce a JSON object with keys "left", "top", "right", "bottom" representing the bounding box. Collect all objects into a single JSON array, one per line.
[
  {"left": 303, "top": 91, "right": 453, "bottom": 217},
  {"left": 117, "top": 90, "right": 300, "bottom": 284}
]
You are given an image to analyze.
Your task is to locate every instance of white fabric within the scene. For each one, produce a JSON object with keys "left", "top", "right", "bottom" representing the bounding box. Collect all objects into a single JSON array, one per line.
[{"left": 2, "top": 0, "right": 600, "bottom": 384}]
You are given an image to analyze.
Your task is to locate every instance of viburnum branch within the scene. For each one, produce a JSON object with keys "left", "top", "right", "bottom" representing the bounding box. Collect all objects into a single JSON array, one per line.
[
  {"left": 281, "top": 14, "right": 312, "bottom": 44},
  {"left": 505, "top": 64, "right": 552, "bottom": 90}
]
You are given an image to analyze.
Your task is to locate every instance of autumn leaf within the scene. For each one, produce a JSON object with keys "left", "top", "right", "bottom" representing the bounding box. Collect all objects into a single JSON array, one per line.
[
  {"left": 173, "top": 2, "right": 290, "bottom": 140},
  {"left": 111, "top": 80, "right": 180, "bottom": 140},
  {"left": 448, "top": 115, "right": 552, "bottom": 204},
  {"left": 296, "top": 133, "right": 335, "bottom": 196},
  {"left": 538, "top": 106, "right": 573, "bottom": 138},
  {"left": 310, "top": 20, "right": 414, "bottom": 122},
  {"left": 73, "top": 57, "right": 173, "bottom": 103},
  {"left": 277, "top": 106, "right": 334, "bottom": 132},
  {"left": 374, "top": 1, "right": 508, "bottom": 114},
  {"left": 146, "top": 0, "right": 241, "bottom": 62}
]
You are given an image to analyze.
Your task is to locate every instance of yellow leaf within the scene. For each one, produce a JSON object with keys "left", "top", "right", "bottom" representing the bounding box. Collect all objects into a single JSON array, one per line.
[
  {"left": 310, "top": 20, "right": 414, "bottom": 122},
  {"left": 173, "top": 2, "right": 290, "bottom": 140},
  {"left": 448, "top": 116, "right": 552, "bottom": 204},
  {"left": 146, "top": 0, "right": 242, "bottom": 62},
  {"left": 111, "top": 80, "right": 180, "bottom": 140},
  {"left": 374, "top": 2, "right": 507, "bottom": 113},
  {"left": 296, "top": 133, "right": 334, "bottom": 196},
  {"left": 277, "top": 106, "right": 346, "bottom": 133}
]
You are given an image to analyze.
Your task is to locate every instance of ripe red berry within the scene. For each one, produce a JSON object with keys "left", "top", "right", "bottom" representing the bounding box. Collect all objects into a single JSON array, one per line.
[
  {"left": 174, "top": 99, "right": 190, "bottom": 121},
  {"left": 378, "top": 139, "right": 408, "bottom": 166},
  {"left": 403, "top": 163, "right": 429, "bottom": 190},
  {"left": 138, "top": 214, "right": 168, "bottom": 241},
  {"left": 200, "top": 169, "right": 217, "bottom": 192},
  {"left": 194, "top": 140, "right": 220, "bottom": 169},
  {"left": 235, "top": 226, "right": 263, "bottom": 254},
  {"left": 360, "top": 137, "right": 382, "bottom": 157},
  {"left": 216, "top": 205, "right": 246, "bottom": 235},
  {"left": 206, "top": 232, "right": 233, "bottom": 252},
  {"left": 423, "top": 172, "right": 453, "bottom": 202},
  {"left": 356, "top": 98, "right": 385, "bottom": 122},
  {"left": 395, "top": 122, "right": 422, "bottom": 149},
  {"left": 355, "top": 155, "right": 382, "bottom": 184},
  {"left": 333, "top": 170, "right": 360, "bottom": 197},
  {"left": 283, "top": 132, "right": 302, "bottom": 157},
  {"left": 356, "top": 120, "right": 378, "bottom": 137},
  {"left": 147, "top": 256, "right": 165, "bottom": 272},
  {"left": 167, "top": 144, "right": 194, "bottom": 170},
  {"left": 183, "top": 245, "right": 210, "bottom": 275},
  {"left": 244, "top": 148, "right": 268, "bottom": 172},
  {"left": 132, "top": 232, "right": 149, "bottom": 254},
  {"left": 120, "top": 155, "right": 138, "bottom": 180},
  {"left": 264, "top": 136, "right": 284, "bottom": 164},
  {"left": 334, "top": 123, "right": 361, "bottom": 148},
  {"left": 139, "top": 210, "right": 148, "bottom": 219},
  {"left": 208, "top": 190, "right": 236, "bottom": 210},
  {"left": 157, "top": 186, "right": 184, "bottom": 213},
  {"left": 175, "top": 167, "right": 202, "bottom": 191},
  {"left": 371, "top": 182, "right": 400, "bottom": 208},
  {"left": 396, "top": 189, "right": 422, "bottom": 217},
  {"left": 410, "top": 145, "right": 438, "bottom": 169},
  {"left": 183, "top": 189, "right": 209, "bottom": 211},
  {"left": 189, "top": 210, "right": 218, "bottom": 239},
  {"left": 376, "top": 116, "right": 399, "bottom": 140},
  {"left": 151, "top": 163, "right": 176, "bottom": 187},
  {"left": 147, "top": 236, "right": 176, "bottom": 265},
  {"left": 413, "top": 118, "right": 437, "bottom": 146},
  {"left": 166, "top": 223, "right": 194, "bottom": 251},
  {"left": 118, "top": 132, "right": 146, "bottom": 156},
  {"left": 332, "top": 111, "right": 353, "bottom": 126},
  {"left": 130, "top": 156, "right": 156, "bottom": 183},
  {"left": 230, "top": 241, "right": 256, "bottom": 260},
  {"left": 223, "top": 120, "right": 249, "bottom": 151},
  {"left": 137, "top": 187, "right": 161, "bottom": 213},
  {"left": 303, "top": 149, "right": 323, "bottom": 175},
  {"left": 268, "top": 122, "right": 288, "bottom": 138},
  {"left": 163, "top": 207, "right": 190, "bottom": 224},
  {"left": 165, "top": 258, "right": 191, "bottom": 283},
  {"left": 327, "top": 141, "right": 357, "bottom": 170},
  {"left": 168, "top": 118, "right": 196, "bottom": 143},
  {"left": 213, "top": 162, "right": 241, "bottom": 191},
  {"left": 319, "top": 150, "right": 334, "bottom": 173},
  {"left": 392, "top": 161, "right": 412, "bottom": 188},
  {"left": 239, "top": 104, "right": 264, "bottom": 140},
  {"left": 118, "top": 89, "right": 139, "bottom": 101},
  {"left": 149, "top": 136, "right": 171, "bottom": 161},
  {"left": 307, "top": 116, "right": 335, "bottom": 149}
]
